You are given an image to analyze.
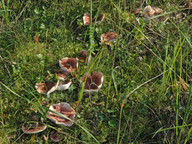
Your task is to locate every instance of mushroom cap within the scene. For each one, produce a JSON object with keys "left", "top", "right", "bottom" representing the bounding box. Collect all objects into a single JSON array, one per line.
[
  {"left": 83, "top": 13, "right": 90, "bottom": 25},
  {"left": 92, "top": 72, "right": 103, "bottom": 89},
  {"left": 77, "top": 50, "right": 91, "bottom": 64},
  {"left": 57, "top": 80, "right": 72, "bottom": 91},
  {"left": 143, "top": 5, "right": 155, "bottom": 18},
  {"left": 143, "top": 5, "right": 165, "bottom": 21},
  {"left": 79, "top": 73, "right": 91, "bottom": 83},
  {"left": 83, "top": 13, "right": 105, "bottom": 26},
  {"left": 95, "top": 14, "right": 105, "bottom": 24},
  {"left": 56, "top": 69, "right": 69, "bottom": 81},
  {"left": 101, "top": 32, "right": 119, "bottom": 44},
  {"left": 36, "top": 80, "right": 71, "bottom": 95},
  {"left": 59, "top": 57, "right": 78, "bottom": 72},
  {"left": 50, "top": 131, "right": 62, "bottom": 142},
  {"left": 80, "top": 72, "right": 103, "bottom": 93},
  {"left": 47, "top": 102, "right": 76, "bottom": 127},
  {"left": 22, "top": 123, "right": 47, "bottom": 134},
  {"left": 35, "top": 82, "right": 58, "bottom": 95}
]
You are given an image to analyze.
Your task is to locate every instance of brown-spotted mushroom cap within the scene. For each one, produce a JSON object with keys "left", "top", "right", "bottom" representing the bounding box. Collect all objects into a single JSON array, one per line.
[
  {"left": 47, "top": 102, "right": 76, "bottom": 127},
  {"left": 22, "top": 123, "right": 47, "bottom": 134},
  {"left": 35, "top": 81, "right": 58, "bottom": 95},
  {"left": 59, "top": 57, "right": 78, "bottom": 72},
  {"left": 101, "top": 32, "right": 119, "bottom": 44}
]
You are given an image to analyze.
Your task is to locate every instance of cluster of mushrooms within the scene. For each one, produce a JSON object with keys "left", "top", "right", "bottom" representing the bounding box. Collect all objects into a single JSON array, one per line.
[
  {"left": 22, "top": 49, "right": 104, "bottom": 141},
  {"left": 22, "top": 5, "right": 166, "bottom": 142}
]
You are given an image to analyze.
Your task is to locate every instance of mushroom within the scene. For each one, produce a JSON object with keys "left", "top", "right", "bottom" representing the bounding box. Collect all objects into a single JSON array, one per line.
[
  {"left": 143, "top": 6, "right": 166, "bottom": 21},
  {"left": 35, "top": 80, "right": 71, "bottom": 95},
  {"left": 77, "top": 50, "right": 91, "bottom": 64},
  {"left": 59, "top": 57, "right": 78, "bottom": 72},
  {"left": 22, "top": 123, "right": 47, "bottom": 134},
  {"left": 57, "top": 80, "right": 72, "bottom": 91},
  {"left": 83, "top": 13, "right": 90, "bottom": 26},
  {"left": 80, "top": 72, "right": 103, "bottom": 92},
  {"left": 95, "top": 14, "right": 105, "bottom": 24},
  {"left": 50, "top": 131, "right": 63, "bottom": 142},
  {"left": 48, "top": 69, "right": 69, "bottom": 81},
  {"left": 83, "top": 13, "right": 105, "bottom": 26},
  {"left": 47, "top": 102, "right": 76, "bottom": 127},
  {"left": 56, "top": 69, "right": 69, "bottom": 81},
  {"left": 35, "top": 81, "right": 59, "bottom": 95},
  {"left": 100, "top": 32, "right": 120, "bottom": 45}
]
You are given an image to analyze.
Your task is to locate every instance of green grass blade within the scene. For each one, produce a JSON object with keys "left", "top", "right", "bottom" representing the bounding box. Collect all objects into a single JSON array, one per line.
[
  {"left": 153, "top": 124, "right": 192, "bottom": 136},
  {"left": 184, "top": 127, "right": 192, "bottom": 144},
  {"left": 179, "top": 82, "right": 192, "bottom": 141}
]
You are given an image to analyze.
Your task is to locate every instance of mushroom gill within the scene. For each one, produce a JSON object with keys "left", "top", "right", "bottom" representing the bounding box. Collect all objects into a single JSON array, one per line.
[
  {"left": 47, "top": 102, "right": 75, "bottom": 127},
  {"left": 35, "top": 82, "right": 57, "bottom": 95},
  {"left": 56, "top": 69, "right": 69, "bottom": 81},
  {"left": 77, "top": 50, "right": 91, "bottom": 64},
  {"left": 80, "top": 72, "right": 103, "bottom": 92},
  {"left": 22, "top": 123, "right": 47, "bottom": 134},
  {"left": 59, "top": 58, "right": 78, "bottom": 72}
]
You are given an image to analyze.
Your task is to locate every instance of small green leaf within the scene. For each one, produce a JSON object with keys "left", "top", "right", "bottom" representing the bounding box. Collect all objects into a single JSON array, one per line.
[
  {"left": 108, "top": 120, "right": 117, "bottom": 128},
  {"left": 40, "top": 23, "right": 45, "bottom": 29},
  {"left": 98, "top": 113, "right": 104, "bottom": 120},
  {"left": 107, "top": 109, "right": 116, "bottom": 113},
  {"left": 34, "top": 8, "right": 39, "bottom": 15}
]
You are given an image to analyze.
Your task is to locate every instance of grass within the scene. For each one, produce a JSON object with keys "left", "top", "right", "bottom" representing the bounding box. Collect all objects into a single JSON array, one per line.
[{"left": 1, "top": 0, "right": 192, "bottom": 143}]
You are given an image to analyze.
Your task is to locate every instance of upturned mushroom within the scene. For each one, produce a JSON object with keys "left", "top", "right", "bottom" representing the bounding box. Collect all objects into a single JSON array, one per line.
[
  {"left": 95, "top": 13, "right": 105, "bottom": 24},
  {"left": 83, "top": 13, "right": 90, "bottom": 26},
  {"left": 35, "top": 80, "right": 71, "bottom": 95},
  {"left": 22, "top": 123, "right": 47, "bottom": 134},
  {"left": 50, "top": 131, "right": 63, "bottom": 142},
  {"left": 48, "top": 69, "right": 69, "bottom": 81},
  {"left": 83, "top": 13, "right": 105, "bottom": 26},
  {"left": 35, "top": 81, "right": 59, "bottom": 95},
  {"left": 77, "top": 50, "right": 91, "bottom": 64},
  {"left": 143, "top": 6, "right": 166, "bottom": 21},
  {"left": 46, "top": 102, "right": 76, "bottom": 127},
  {"left": 80, "top": 72, "right": 103, "bottom": 92},
  {"left": 56, "top": 69, "right": 69, "bottom": 81},
  {"left": 59, "top": 57, "right": 78, "bottom": 72},
  {"left": 57, "top": 80, "right": 72, "bottom": 91},
  {"left": 100, "top": 32, "right": 120, "bottom": 45}
]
